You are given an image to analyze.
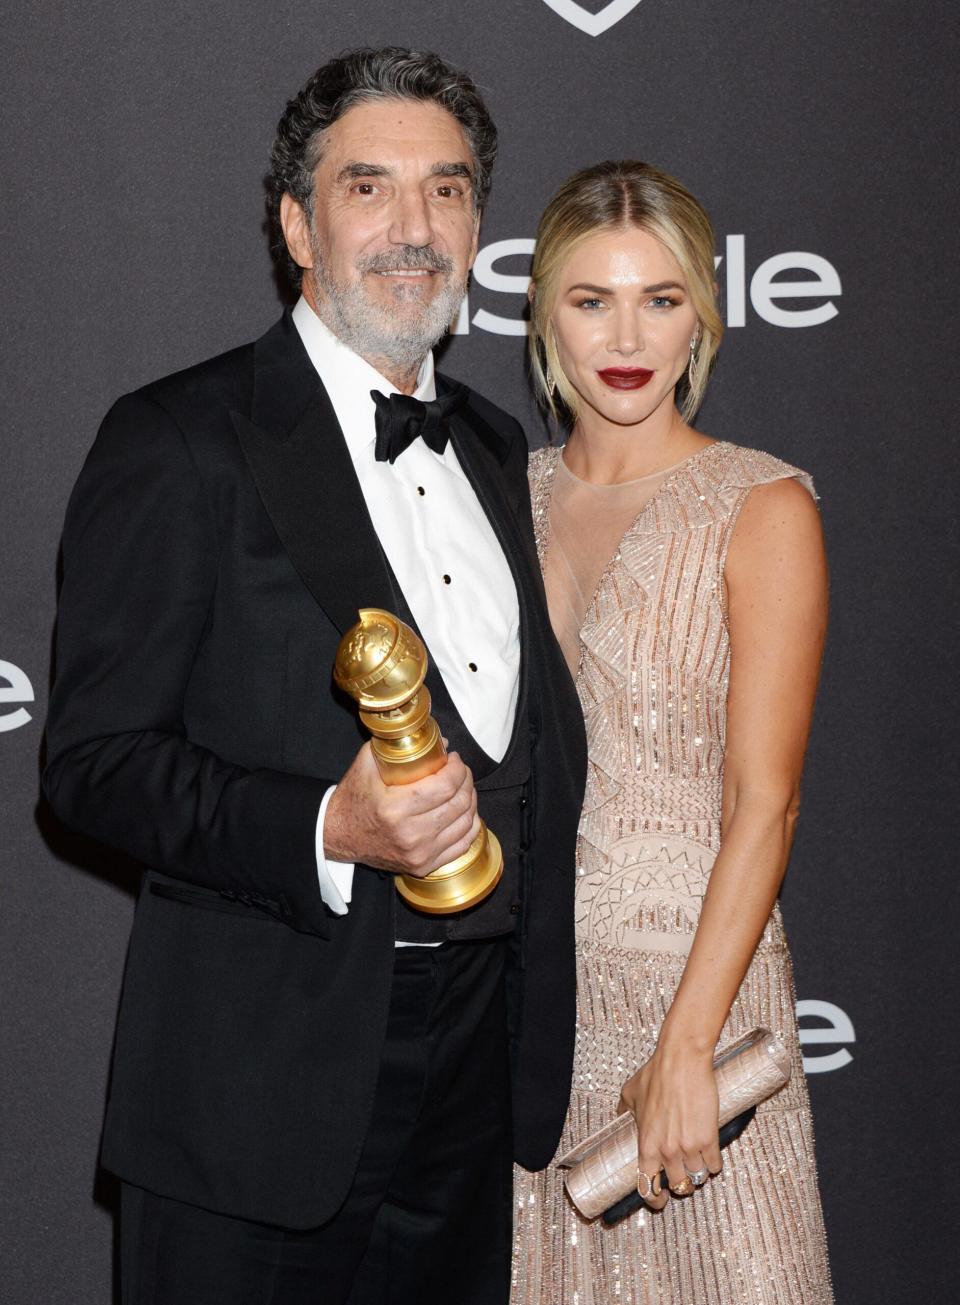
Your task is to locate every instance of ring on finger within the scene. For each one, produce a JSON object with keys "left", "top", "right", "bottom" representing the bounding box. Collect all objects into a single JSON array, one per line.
[
  {"left": 670, "top": 1176, "right": 695, "bottom": 1197},
  {"left": 637, "top": 1169, "right": 662, "bottom": 1200},
  {"left": 685, "top": 1166, "right": 709, "bottom": 1186}
]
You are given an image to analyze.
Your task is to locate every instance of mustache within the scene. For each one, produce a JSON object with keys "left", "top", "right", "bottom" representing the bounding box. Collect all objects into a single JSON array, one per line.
[{"left": 359, "top": 246, "right": 454, "bottom": 275}]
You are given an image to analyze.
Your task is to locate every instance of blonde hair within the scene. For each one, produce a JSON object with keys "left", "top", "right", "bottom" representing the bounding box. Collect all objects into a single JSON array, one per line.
[{"left": 529, "top": 160, "right": 723, "bottom": 425}]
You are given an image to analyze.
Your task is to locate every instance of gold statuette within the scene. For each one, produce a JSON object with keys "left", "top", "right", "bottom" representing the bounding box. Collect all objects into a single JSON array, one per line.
[{"left": 333, "top": 608, "right": 503, "bottom": 915}]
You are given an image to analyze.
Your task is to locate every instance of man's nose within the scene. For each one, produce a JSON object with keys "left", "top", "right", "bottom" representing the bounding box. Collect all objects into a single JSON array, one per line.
[{"left": 387, "top": 188, "right": 434, "bottom": 248}]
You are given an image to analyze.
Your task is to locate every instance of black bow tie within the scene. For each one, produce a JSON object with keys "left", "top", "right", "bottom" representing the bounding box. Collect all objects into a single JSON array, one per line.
[{"left": 371, "top": 385, "right": 468, "bottom": 465}]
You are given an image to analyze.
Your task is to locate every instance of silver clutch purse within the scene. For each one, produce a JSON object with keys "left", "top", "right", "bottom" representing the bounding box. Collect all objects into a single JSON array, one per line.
[{"left": 557, "top": 1027, "right": 791, "bottom": 1220}]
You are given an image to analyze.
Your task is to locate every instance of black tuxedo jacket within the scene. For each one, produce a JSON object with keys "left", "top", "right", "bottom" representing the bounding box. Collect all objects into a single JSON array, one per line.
[{"left": 44, "top": 312, "right": 586, "bottom": 1228}]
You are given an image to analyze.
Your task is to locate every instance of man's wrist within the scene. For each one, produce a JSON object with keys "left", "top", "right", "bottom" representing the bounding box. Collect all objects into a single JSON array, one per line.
[
  {"left": 321, "top": 784, "right": 348, "bottom": 861},
  {"left": 315, "top": 786, "right": 354, "bottom": 914}
]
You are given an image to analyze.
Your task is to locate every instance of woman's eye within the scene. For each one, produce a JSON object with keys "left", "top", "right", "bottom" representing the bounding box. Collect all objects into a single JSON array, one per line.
[
  {"left": 650, "top": 295, "right": 678, "bottom": 308},
  {"left": 577, "top": 298, "right": 604, "bottom": 310}
]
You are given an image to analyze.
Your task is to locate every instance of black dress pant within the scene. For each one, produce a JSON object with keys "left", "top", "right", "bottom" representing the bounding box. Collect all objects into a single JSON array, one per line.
[{"left": 120, "top": 939, "right": 513, "bottom": 1305}]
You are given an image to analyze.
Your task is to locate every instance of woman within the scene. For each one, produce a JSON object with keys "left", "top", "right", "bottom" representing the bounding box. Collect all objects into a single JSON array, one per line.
[{"left": 512, "top": 161, "right": 833, "bottom": 1304}]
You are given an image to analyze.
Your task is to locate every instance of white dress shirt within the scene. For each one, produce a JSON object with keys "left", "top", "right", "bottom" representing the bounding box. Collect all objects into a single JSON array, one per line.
[{"left": 292, "top": 297, "right": 521, "bottom": 923}]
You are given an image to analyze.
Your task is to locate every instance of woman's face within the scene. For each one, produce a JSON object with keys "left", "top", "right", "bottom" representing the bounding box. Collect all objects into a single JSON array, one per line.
[{"left": 548, "top": 226, "right": 700, "bottom": 429}]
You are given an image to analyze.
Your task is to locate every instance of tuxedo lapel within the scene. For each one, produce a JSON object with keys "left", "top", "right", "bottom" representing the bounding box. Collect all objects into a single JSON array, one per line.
[{"left": 231, "top": 314, "right": 398, "bottom": 635}]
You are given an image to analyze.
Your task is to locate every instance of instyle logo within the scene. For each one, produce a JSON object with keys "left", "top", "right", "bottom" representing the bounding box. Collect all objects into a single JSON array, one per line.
[
  {"left": 454, "top": 234, "right": 842, "bottom": 336},
  {"left": 541, "top": 0, "right": 644, "bottom": 37},
  {"left": 796, "top": 1000, "right": 855, "bottom": 1074},
  {"left": 0, "top": 659, "right": 35, "bottom": 732}
]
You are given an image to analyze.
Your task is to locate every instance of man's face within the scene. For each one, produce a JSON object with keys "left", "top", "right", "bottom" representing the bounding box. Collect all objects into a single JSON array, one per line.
[{"left": 282, "top": 97, "right": 481, "bottom": 377}]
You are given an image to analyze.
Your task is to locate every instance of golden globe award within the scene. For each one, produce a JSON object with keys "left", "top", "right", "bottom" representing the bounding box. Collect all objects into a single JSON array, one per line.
[{"left": 333, "top": 608, "right": 503, "bottom": 915}]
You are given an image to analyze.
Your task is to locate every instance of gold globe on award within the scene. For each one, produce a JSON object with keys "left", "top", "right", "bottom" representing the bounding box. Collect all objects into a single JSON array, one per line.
[{"left": 333, "top": 608, "right": 503, "bottom": 914}]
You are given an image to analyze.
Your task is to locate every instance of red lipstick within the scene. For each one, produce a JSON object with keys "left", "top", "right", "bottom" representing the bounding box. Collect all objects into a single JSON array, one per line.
[{"left": 597, "top": 368, "right": 654, "bottom": 390}]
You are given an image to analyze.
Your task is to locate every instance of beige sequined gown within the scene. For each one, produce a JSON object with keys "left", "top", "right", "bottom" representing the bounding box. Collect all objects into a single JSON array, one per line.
[{"left": 512, "top": 441, "right": 833, "bottom": 1304}]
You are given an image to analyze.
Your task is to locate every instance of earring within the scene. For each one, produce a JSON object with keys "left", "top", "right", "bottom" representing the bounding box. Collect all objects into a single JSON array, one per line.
[
  {"left": 546, "top": 364, "right": 556, "bottom": 398},
  {"left": 688, "top": 335, "right": 699, "bottom": 384}
]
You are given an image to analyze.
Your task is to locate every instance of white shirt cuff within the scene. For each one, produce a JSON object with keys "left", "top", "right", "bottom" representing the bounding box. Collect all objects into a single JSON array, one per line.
[{"left": 315, "top": 785, "right": 355, "bottom": 915}]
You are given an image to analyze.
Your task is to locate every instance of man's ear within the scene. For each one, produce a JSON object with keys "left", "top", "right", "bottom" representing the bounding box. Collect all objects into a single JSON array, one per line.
[{"left": 280, "top": 193, "right": 315, "bottom": 272}]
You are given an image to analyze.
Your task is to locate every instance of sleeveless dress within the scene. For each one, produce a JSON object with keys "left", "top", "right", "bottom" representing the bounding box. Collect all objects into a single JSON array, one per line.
[{"left": 511, "top": 441, "right": 833, "bottom": 1305}]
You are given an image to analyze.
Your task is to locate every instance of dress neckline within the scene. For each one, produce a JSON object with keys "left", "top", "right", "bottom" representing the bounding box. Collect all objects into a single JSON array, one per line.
[
  {"left": 541, "top": 441, "right": 728, "bottom": 676},
  {"left": 557, "top": 441, "right": 719, "bottom": 490}
]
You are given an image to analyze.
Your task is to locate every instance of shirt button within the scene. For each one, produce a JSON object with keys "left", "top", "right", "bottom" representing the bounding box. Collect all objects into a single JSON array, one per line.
[
  {"left": 443, "top": 574, "right": 451, "bottom": 585},
  {"left": 417, "top": 486, "right": 426, "bottom": 496},
  {"left": 468, "top": 662, "right": 477, "bottom": 672},
  {"left": 509, "top": 903, "right": 521, "bottom": 915}
]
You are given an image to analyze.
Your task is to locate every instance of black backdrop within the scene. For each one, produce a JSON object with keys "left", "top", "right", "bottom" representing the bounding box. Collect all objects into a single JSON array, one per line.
[{"left": 1, "top": 2, "right": 956, "bottom": 1301}]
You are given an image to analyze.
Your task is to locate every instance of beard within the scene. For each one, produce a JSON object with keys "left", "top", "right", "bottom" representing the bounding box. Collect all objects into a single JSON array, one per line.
[{"left": 311, "top": 239, "right": 468, "bottom": 374}]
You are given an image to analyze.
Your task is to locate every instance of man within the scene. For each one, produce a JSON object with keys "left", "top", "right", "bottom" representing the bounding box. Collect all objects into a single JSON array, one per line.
[{"left": 44, "top": 47, "right": 585, "bottom": 1304}]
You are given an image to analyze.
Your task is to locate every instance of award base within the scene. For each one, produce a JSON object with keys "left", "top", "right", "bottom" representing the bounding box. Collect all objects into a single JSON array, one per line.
[{"left": 396, "top": 827, "right": 504, "bottom": 915}]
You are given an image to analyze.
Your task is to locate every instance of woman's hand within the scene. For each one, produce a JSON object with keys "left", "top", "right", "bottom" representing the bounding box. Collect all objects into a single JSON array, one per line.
[{"left": 618, "top": 1043, "right": 722, "bottom": 1209}]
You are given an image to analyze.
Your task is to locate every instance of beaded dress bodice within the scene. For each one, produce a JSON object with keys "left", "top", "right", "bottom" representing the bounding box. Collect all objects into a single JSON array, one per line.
[{"left": 531, "top": 440, "right": 815, "bottom": 958}]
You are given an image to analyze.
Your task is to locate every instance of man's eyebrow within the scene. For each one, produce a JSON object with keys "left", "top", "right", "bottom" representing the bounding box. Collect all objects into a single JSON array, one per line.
[
  {"left": 335, "top": 162, "right": 391, "bottom": 182},
  {"left": 430, "top": 162, "right": 473, "bottom": 180}
]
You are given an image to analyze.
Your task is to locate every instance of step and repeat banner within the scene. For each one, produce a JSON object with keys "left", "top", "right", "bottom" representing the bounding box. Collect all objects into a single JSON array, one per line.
[{"left": 1, "top": 2, "right": 954, "bottom": 1301}]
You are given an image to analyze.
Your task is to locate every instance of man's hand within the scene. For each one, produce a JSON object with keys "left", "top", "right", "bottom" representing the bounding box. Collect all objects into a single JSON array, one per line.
[{"left": 323, "top": 743, "right": 480, "bottom": 878}]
